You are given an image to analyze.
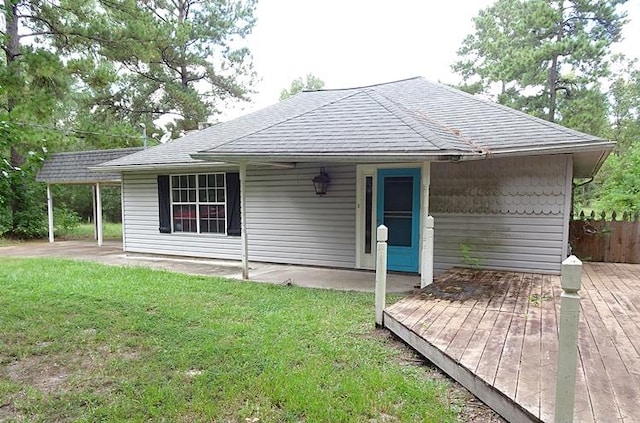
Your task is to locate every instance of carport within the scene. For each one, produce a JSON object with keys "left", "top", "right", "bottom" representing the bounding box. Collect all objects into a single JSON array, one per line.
[{"left": 36, "top": 148, "right": 142, "bottom": 246}]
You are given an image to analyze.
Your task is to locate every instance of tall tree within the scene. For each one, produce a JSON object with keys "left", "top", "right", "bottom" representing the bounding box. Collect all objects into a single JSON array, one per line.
[
  {"left": 94, "top": 0, "right": 257, "bottom": 135},
  {"left": 0, "top": 0, "right": 258, "bottom": 238},
  {"left": 453, "top": 0, "right": 628, "bottom": 124},
  {"left": 280, "top": 74, "right": 325, "bottom": 100},
  {"left": 0, "top": 0, "right": 77, "bottom": 237}
]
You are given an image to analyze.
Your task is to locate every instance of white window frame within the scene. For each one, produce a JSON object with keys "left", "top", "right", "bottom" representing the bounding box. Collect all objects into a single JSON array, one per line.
[{"left": 170, "top": 172, "right": 228, "bottom": 235}]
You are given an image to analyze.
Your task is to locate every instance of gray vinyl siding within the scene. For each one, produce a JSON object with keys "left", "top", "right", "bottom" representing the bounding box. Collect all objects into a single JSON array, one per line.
[
  {"left": 245, "top": 163, "right": 356, "bottom": 267},
  {"left": 122, "top": 155, "right": 568, "bottom": 275},
  {"left": 430, "top": 155, "right": 570, "bottom": 275},
  {"left": 122, "top": 163, "right": 356, "bottom": 268}
]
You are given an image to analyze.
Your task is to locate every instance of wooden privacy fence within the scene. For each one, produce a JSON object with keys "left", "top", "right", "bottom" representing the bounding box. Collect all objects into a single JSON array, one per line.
[{"left": 569, "top": 210, "right": 640, "bottom": 264}]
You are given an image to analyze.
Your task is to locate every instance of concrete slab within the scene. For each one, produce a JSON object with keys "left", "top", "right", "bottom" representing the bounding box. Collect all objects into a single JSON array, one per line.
[{"left": 0, "top": 240, "right": 418, "bottom": 293}]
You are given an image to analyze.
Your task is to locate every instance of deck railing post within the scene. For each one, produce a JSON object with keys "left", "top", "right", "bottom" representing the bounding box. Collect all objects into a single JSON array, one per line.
[
  {"left": 554, "top": 255, "right": 582, "bottom": 423},
  {"left": 421, "top": 216, "right": 434, "bottom": 288},
  {"left": 375, "top": 224, "right": 388, "bottom": 327}
]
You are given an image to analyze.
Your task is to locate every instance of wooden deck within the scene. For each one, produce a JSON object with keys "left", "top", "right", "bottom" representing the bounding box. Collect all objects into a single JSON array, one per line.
[{"left": 384, "top": 263, "right": 640, "bottom": 423}]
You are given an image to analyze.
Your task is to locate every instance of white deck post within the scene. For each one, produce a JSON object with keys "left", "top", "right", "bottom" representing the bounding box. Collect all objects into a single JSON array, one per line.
[
  {"left": 239, "top": 162, "right": 249, "bottom": 279},
  {"left": 554, "top": 255, "right": 582, "bottom": 423},
  {"left": 96, "top": 182, "right": 103, "bottom": 246},
  {"left": 375, "top": 224, "right": 388, "bottom": 327},
  {"left": 46, "top": 184, "right": 54, "bottom": 243},
  {"left": 421, "top": 216, "right": 434, "bottom": 288},
  {"left": 420, "top": 161, "right": 433, "bottom": 287}
]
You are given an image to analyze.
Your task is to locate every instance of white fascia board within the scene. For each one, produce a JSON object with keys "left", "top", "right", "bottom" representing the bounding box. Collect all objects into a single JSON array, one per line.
[
  {"left": 190, "top": 151, "right": 477, "bottom": 163},
  {"left": 87, "top": 161, "right": 232, "bottom": 173}
]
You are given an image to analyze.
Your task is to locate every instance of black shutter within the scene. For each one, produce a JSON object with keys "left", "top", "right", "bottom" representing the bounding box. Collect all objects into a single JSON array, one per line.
[
  {"left": 226, "top": 172, "right": 241, "bottom": 236},
  {"left": 157, "top": 175, "right": 171, "bottom": 233}
]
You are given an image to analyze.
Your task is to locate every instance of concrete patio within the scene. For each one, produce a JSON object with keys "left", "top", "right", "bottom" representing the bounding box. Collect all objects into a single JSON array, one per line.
[{"left": 0, "top": 240, "right": 419, "bottom": 293}]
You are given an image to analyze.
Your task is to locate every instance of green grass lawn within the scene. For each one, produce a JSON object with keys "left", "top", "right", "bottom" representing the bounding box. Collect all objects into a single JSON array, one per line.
[
  {"left": 59, "top": 222, "right": 123, "bottom": 240},
  {"left": 0, "top": 258, "right": 461, "bottom": 422}
]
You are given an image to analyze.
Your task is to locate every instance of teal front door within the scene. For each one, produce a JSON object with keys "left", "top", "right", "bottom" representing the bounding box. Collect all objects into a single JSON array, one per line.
[{"left": 376, "top": 168, "right": 420, "bottom": 272}]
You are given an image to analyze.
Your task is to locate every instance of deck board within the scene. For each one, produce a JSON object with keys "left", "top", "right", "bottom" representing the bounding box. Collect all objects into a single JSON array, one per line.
[{"left": 383, "top": 263, "right": 640, "bottom": 423}]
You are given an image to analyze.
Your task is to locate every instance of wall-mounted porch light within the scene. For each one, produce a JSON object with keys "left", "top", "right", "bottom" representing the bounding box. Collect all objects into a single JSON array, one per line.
[{"left": 311, "top": 167, "right": 331, "bottom": 196}]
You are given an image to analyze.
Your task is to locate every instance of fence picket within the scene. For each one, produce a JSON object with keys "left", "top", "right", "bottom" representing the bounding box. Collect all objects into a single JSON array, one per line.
[{"left": 570, "top": 210, "right": 640, "bottom": 264}]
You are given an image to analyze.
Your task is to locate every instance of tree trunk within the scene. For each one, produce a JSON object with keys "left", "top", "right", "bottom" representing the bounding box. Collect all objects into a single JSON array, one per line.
[
  {"left": 4, "top": 0, "right": 26, "bottom": 235},
  {"left": 548, "top": 54, "right": 558, "bottom": 122},
  {"left": 547, "top": 0, "right": 565, "bottom": 123}
]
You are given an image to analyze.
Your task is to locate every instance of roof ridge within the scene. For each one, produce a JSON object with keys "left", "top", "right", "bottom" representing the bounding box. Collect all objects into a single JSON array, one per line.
[
  {"left": 364, "top": 88, "right": 480, "bottom": 153},
  {"left": 432, "top": 81, "right": 605, "bottom": 143},
  {"left": 202, "top": 90, "right": 362, "bottom": 153},
  {"left": 49, "top": 147, "right": 143, "bottom": 156},
  {"left": 303, "top": 76, "right": 422, "bottom": 93}
]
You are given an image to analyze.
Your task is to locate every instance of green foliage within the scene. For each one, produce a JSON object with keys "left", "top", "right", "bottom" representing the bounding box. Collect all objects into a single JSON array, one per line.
[
  {"left": 280, "top": 74, "right": 326, "bottom": 100},
  {"left": 0, "top": 0, "right": 257, "bottom": 239},
  {"left": 58, "top": 222, "right": 122, "bottom": 239},
  {"left": 575, "top": 58, "right": 640, "bottom": 211},
  {"left": 591, "top": 142, "right": 640, "bottom": 212},
  {"left": 453, "top": 0, "right": 627, "bottom": 124},
  {"left": 0, "top": 130, "right": 49, "bottom": 239},
  {"left": 0, "top": 258, "right": 459, "bottom": 422},
  {"left": 53, "top": 207, "right": 81, "bottom": 234},
  {"left": 459, "top": 242, "right": 482, "bottom": 269}
]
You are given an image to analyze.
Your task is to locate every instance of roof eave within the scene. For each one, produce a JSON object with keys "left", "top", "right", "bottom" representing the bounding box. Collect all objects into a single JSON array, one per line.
[
  {"left": 190, "top": 151, "right": 478, "bottom": 163},
  {"left": 88, "top": 161, "right": 232, "bottom": 173},
  {"left": 486, "top": 140, "right": 615, "bottom": 156}
]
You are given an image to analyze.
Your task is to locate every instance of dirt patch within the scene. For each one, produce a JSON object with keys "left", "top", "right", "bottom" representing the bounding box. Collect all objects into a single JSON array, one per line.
[
  {"left": 418, "top": 268, "right": 512, "bottom": 302},
  {"left": 5, "top": 355, "right": 70, "bottom": 394},
  {"left": 0, "top": 346, "right": 141, "bottom": 421},
  {"left": 373, "top": 328, "right": 506, "bottom": 423}
]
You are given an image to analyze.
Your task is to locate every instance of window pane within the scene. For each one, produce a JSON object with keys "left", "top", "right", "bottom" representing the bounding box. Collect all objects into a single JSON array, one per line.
[
  {"left": 171, "top": 176, "right": 179, "bottom": 187},
  {"left": 198, "top": 174, "right": 206, "bottom": 187},
  {"left": 216, "top": 173, "right": 224, "bottom": 187},
  {"left": 172, "top": 190, "right": 179, "bottom": 203},
  {"left": 217, "top": 189, "right": 225, "bottom": 203},
  {"left": 199, "top": 189, "right": 206, "bottom": 202},
  {"left": 173, "top": 205, "right": 196, "bottom": 233},
  {"left": 188, "top": 190, "right": 196, "bottom": 202},
  {"left": 188, "top": 175, "right": 196, "bottom": 188},
  {"left": 179, "top": 175, "right": 187, "bottom": 188},
  {"left": 208, "top": 174, "right": 215, "bottom": 186},
  {"left": 208, "top": 189, "right": 216, "bottom": 202}
]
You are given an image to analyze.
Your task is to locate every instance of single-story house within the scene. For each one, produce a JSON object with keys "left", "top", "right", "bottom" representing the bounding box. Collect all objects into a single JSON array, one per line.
[{"left": 95, "top": 77, "right": 613, "bottom": 286}]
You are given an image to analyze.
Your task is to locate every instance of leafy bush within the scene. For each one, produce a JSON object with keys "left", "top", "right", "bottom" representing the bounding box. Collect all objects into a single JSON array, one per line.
[
  {"left": 54, "top": 207, "right": 81, "bottom": 234},
  {"left": 592, "top": 143, "right": 640, "bottom": 212}
]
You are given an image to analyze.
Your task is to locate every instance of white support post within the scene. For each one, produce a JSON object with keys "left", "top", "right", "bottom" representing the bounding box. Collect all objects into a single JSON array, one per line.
[
  {"left": 375, "top": 224, "right": 388, "bottom": 327},
  {"left": 239, "top": 162, "right": 249, "bottom": 279},
  {"left": 421, "top": 216, "right": 434, "bottom": 288},
  {"left": 46, "top": 184, "right": 54, "bottom": 243},
  {"left": 120, "top": 180, "right": 126, "bottom": 252},
  {"left": 554, "top": 255, "right": 582, "bottom": 423},
  {"left": 96, "top": 182, "right": 103, "bottom": 246},
  {"left": 92, "top": 185, "right": 98, "bottom": 240},
  {"left": 420, "top": 161, "right": 433, "bottom": 288}
]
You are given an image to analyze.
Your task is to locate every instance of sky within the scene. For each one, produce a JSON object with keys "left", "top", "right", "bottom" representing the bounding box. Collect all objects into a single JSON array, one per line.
[{"left": 222, "top": 0, "right": 640, "bottom": 120}]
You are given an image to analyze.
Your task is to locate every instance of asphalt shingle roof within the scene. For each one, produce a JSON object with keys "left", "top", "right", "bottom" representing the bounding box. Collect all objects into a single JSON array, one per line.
[
  {"left": 98, "top": 77, "right": 612, "bottom": 169},
  {"left": 36, "top": 148, "right": 143, "bottom": 184}
]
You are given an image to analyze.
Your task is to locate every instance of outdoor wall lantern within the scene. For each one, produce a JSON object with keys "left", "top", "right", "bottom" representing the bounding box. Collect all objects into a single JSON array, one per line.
[{"left": 312, "top": 168, "right": 331, "bottom": 196}]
